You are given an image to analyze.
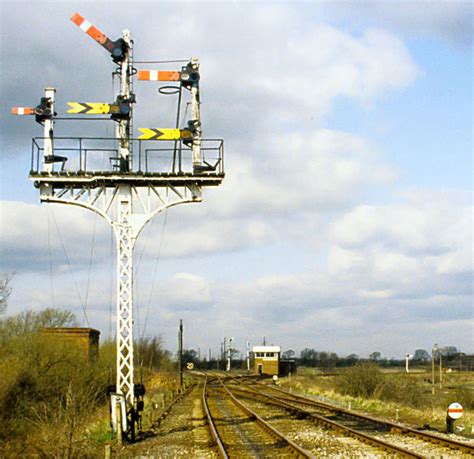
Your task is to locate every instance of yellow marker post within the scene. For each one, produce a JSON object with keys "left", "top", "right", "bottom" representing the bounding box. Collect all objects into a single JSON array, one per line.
[
  {"left": 67, "top": 102, "right": 112, "bottom": 114},
  {"left": 138, "top": 128, "right": 192, "bottom": 141}
]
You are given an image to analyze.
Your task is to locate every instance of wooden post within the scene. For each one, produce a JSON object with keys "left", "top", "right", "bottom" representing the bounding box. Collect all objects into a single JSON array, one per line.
[
  {"left": 439, "top": 351, "right": 443, "bottom": 389},
  {"left": 116, "top": 400, "right": 123, "bottom": 447},
  {"left": 431, "top": 346, "right": 436, "bottom": 395},
  {"left": 178, "top": 320, "right": 183, "bottom": 389}
]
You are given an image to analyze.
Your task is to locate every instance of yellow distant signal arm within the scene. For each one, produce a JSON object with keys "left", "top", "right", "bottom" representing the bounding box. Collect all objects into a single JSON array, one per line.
[
  {"left": 138, "top": 128, "right": 193, "bottom": 141},
  {"left": 67, "top": 98, "right": 132, "bottom": 119},
  {"left": 67, "top": 102, "right": 111, "bottom": 114}
]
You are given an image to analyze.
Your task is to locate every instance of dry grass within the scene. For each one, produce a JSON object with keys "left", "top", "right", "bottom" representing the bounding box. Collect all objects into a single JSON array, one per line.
[
  {"left": 0, "top": 333, "right": 111, "bottom": 458},
  {"left": 281, "top": 367, "right": 474, "bottom": 438}
]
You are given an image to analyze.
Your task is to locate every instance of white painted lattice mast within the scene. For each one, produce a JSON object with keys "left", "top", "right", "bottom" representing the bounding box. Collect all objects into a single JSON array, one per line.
[
  {"left": 114, "top": 28, "right": 135, "bottom": 406},
  {"left": 13, "top": 13, "right": 224, "bottom": 438}
]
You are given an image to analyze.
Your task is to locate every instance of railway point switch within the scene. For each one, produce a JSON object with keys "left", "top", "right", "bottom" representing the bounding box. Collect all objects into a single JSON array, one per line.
[{"left": 12, "top": 12, "right": 224, "bottom": 441}]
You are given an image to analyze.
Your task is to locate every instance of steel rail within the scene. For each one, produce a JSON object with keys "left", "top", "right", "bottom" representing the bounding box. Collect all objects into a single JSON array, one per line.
[
  {"left": 229, "top": 383, "right": 423, "bottom": 458},
  {"left": 217, "top": 378, "right": 315, "bottom": 458},
  {"left": 202, "top": 376, "right": 229, "bottom": 458},
  {"left": 246, "top": 381, "right": 474, "bottom": 455}
]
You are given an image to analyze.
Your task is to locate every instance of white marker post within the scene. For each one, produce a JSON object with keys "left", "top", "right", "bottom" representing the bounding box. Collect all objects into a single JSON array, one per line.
[
  {"left": 446, "top": 402, "right": 463, "bottom": 433},
  {"left": 227, "top": 337, "right": 233, "bottom": 371},
  {"left": 246, "top": 341, "right": 250, "bottom": 372}
]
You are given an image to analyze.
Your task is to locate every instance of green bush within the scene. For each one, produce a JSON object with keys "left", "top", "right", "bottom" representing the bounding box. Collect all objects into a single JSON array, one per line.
[
  {"left": 337, "top": 364, "right": 432, "bottom": 408},
  {"left": 337, "top": 362, "right": 384, "bottom": 398}
]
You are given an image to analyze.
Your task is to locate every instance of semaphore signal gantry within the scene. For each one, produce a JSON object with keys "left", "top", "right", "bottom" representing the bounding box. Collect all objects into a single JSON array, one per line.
[{"left": 12, "top": 12, "right": 224, "bottom": 441}]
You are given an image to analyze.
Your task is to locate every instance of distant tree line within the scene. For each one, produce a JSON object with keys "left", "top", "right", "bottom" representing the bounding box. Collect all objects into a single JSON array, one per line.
[
  {"left": 292, "top": 346, "right": 466, "bottom": 370},
  {"left": 179, "top": 345, "right": 468, "bottom": 371}
]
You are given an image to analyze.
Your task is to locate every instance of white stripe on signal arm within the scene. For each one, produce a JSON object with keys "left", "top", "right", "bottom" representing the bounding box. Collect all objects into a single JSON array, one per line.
[
  {"left": 12, "top": 107, "right": 35, "bottom": 115},
  {"left": 80, "top": 20, "right": 92, "bottom": 32}
]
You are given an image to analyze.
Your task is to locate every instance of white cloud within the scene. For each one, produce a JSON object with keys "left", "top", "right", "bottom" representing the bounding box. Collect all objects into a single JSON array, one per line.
[
  {"left": 0, "top": 201, "right": 112, "bottom": 271},
  {"left": 1, "top": 2, "right": 419, "bottom": 155},
  {"left": 328, "top": 1, "right": 473, "bottom": 47},
  {"left": 4, "top": 189, "right": 472, "bottom": 357},
  {"left": 0, "top": 3, "right": 470, "bottom": 358},
  {"left": 327, "top": 193, "right": 472, "bottom": 300},
  {"left": 198, "top": 21, "right": 419, "bottom": 133}
]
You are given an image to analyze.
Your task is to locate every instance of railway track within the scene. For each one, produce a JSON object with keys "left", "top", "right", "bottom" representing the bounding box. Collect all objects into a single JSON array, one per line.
[
  {"left": 202, "top": 376, "right": 315, "bottom": 458},
  {"left": 227, "top": 378, "right": 474, "bottom": 457}
]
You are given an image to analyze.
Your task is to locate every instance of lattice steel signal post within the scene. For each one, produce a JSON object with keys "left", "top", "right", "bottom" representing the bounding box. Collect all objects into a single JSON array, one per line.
[{"left": 12, "top": 13, "right": 224, "bottom": 440}]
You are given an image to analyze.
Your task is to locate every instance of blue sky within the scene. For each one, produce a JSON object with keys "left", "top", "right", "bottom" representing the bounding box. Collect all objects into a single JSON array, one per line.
[{"left": 0, "top": 0, "right": 472, "bottom": 359}]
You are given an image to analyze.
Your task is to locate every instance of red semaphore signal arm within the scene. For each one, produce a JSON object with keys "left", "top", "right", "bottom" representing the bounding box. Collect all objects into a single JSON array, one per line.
[
  {"left": 138, "top": 66, "right": 200, "bottom": 88},
  {"left": 70, "top": 12, "right": 126, "bottom": 62},
  {"left": 138, "top": 70, "right": 181, "bottom": 82},
  {"left": 11, "top": 96, "right": 54, "bottom": 123},
  {"left": 11, "top": 107, "right": 35, "bottom": 115}
]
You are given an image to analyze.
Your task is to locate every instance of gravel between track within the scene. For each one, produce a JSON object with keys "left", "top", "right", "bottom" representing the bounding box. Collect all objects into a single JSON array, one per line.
[{"left": 117, "top": 385, "right": 217, "bottom": 458}]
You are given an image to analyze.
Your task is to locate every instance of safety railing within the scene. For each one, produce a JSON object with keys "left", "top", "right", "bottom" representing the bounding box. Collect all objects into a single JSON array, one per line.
[{"left": 30, "top": 137, "right": 224, "bottom": 175}]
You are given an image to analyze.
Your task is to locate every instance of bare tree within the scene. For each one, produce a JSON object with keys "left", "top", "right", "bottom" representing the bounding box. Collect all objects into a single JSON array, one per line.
[
  {"left": 0, "top": 273, "right": 13, "bottom": 314},
  {"left": 413, "top": 349, "right": 430, "bottom": 362},
  {"left": 0, "top": 308, "right": 78, "bottom": 343},
  {"left": 282, "top": 349, "right": 295, "bottom": 359},
  {"left": 369, "top": 351, "right": 382, "bottom": 361}
]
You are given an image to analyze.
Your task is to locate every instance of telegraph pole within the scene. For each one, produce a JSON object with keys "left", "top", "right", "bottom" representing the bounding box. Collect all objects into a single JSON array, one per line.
[
  {"left": 227, "top": 337, "right": 233, "bottom": 371},
  {"left": 223, "top": 337, "right": 227, "bottom": 370},
  {"left": 439, "top": 349, "right": 443, "bottom": 389},
  {"left": 432, "top": 344, "right": 438, "bottom": 395},
  {"left": 179, "top": 320, "right": 183, "bottom": 389},
  {"left": 12, "top": 12, "right": 225, "bottom": 440},
  {"left": 246, "top": 341, "right": 250, "bottom": 371}
]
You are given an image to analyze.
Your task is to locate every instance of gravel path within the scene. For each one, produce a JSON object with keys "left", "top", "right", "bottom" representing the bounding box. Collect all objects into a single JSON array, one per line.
[{"left": 117, "top": 385, "right": 217, "bottom": 458}]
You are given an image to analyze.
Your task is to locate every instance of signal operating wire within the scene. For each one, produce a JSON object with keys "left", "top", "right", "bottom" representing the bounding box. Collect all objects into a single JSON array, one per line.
[
  {"left": 83, "top": 213, "right": 97, "bottom": 325},
  {"left": 54, "top": 117, "right": 112, "bottom": 121},
  {"left": 83, "top": 152, "right": 106, "bottom": 324},
  {"left": 134, "top": 219, "right": 154, "bottom": 364},
  {"left": 140, "top": 209, "right": 168, "bottom": 341},
  {"left": 134, "top": 59, "right": 189, "bottom": 64},
  {"left": 46, "top": 209, "right": 56, "bottom": 309},
  {"left": 108, "top": 225, "right": 114, "bottom": 339},
  {"left": 50, "top": 208, "right": 90, "bottom": 327}
]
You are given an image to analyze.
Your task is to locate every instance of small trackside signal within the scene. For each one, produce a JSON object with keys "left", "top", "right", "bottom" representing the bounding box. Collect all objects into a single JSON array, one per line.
[{"left": 70, "top": 12, "right": 127, "bottom": 62}]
